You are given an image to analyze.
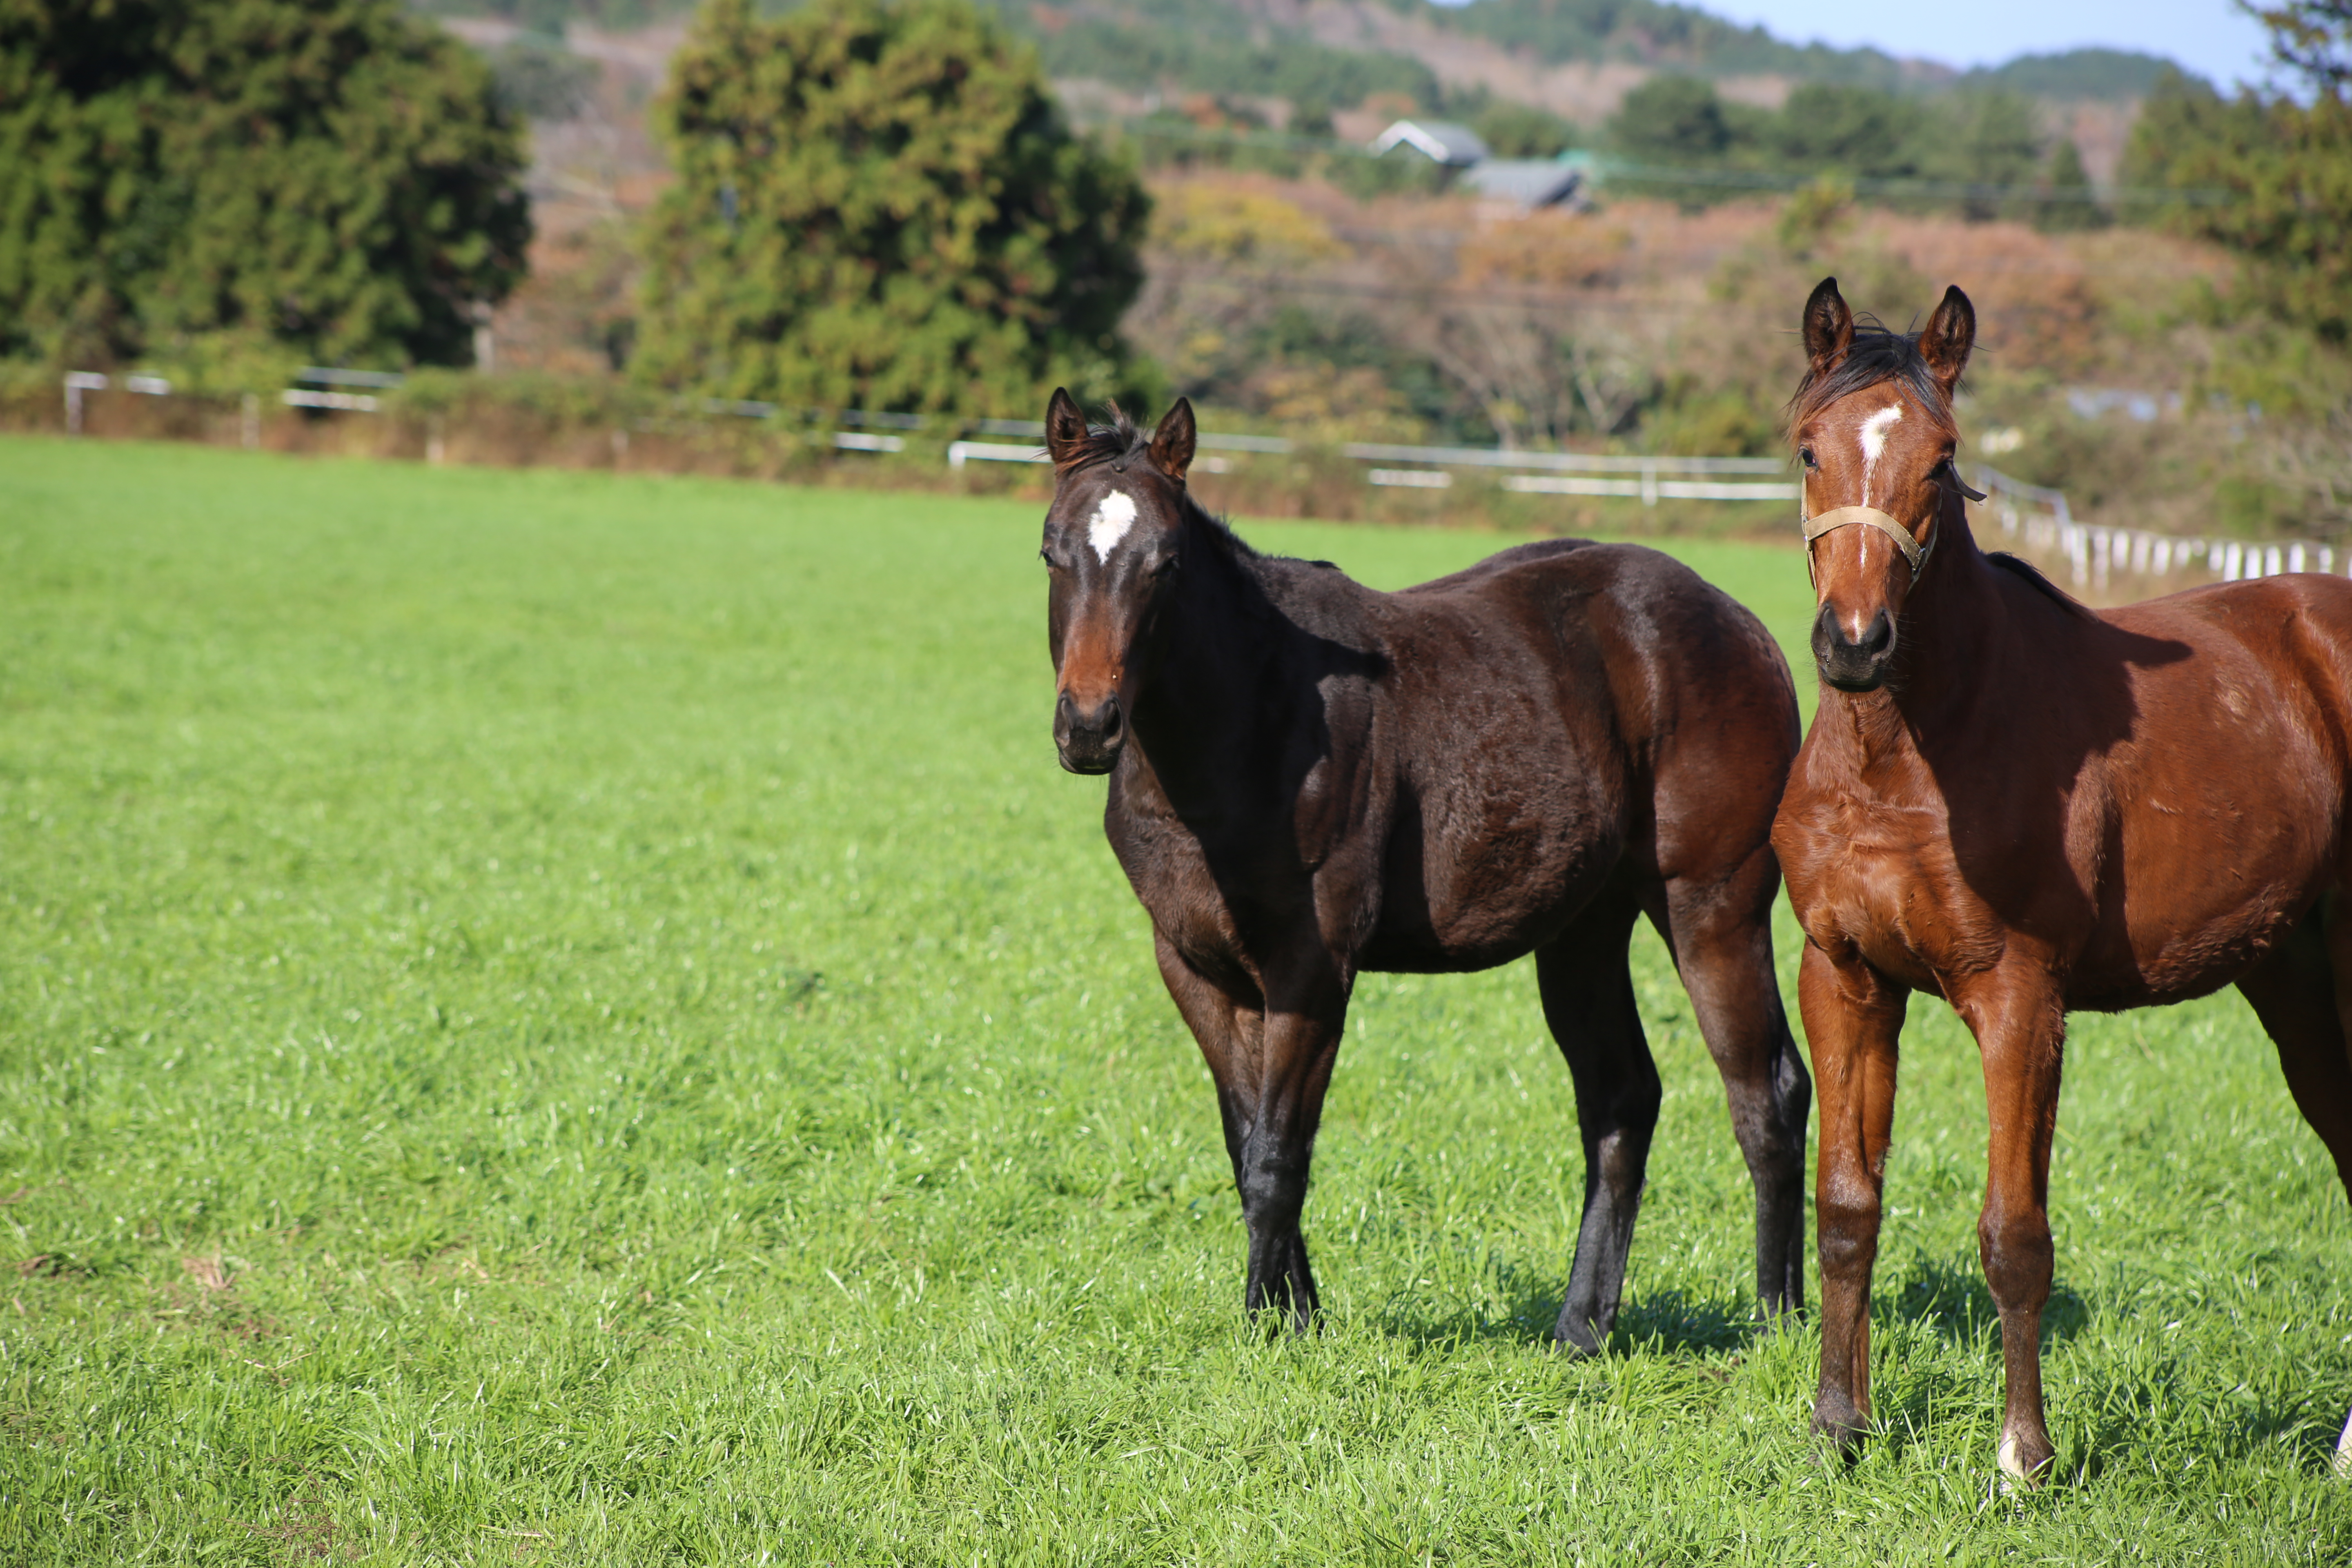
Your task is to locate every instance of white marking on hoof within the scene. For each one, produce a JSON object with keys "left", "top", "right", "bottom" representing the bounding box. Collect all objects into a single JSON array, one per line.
[
  {"left": 1860, "top": 403, "right": 1903, "bottom": 504},
  {"left": 1088, "top": 490, "right": 1137, "bottom": 561},
  {"left": 2334, "top": 1406, "right": 2352, "bottom": 1477},
  {"left": 1998, "top": 1434, "right": 2027, "bottom": 1480}
]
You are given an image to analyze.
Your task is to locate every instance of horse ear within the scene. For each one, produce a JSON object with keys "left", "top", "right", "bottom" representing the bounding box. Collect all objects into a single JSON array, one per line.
[
  {"left": 1045, "top": 387, "right": 1087, "bottom": 470},
  {"left": 1918, "top": 285, "right": 1976, "bottom": 395},
  {"left": 1802, "top": 276, "right": 1853, "bottom": 379},
  {"left": 1149, "top": 397, "right": 1196, "bottom": 484}
]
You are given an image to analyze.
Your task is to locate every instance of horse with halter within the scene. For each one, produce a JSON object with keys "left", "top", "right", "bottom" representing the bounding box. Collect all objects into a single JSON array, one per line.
[
  {"left": 1773, "top": 276, "right": 2352, "bottom": 1482},
  {"left": 1038, "top": 387, "right": 1811, "bottom": 1348}
]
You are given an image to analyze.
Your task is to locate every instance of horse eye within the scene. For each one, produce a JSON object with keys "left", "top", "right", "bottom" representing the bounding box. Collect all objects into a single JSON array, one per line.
[{"left": 1799, "top": 447, "right": 1817, "bottom": 469}]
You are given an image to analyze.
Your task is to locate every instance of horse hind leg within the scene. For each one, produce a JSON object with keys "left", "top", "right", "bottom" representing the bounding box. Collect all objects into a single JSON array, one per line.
[
  {"left": 2229, "top": 901, "right": 2352, "bottom": 1472},
  {"left": 1535, "top": 888, "right": 1659, "bottom": 1355},
  {"left": 1651, "top": 855, "right": 1812, "bottom": 1323}
]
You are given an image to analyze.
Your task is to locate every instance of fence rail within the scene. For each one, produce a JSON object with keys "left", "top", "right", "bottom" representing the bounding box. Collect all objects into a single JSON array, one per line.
[
  {"left": 1978, "top": 467, "right": 2347, "bottom": 589},
  {"left": 50, "top": 371, "right": 2350, "bottom": 584}
]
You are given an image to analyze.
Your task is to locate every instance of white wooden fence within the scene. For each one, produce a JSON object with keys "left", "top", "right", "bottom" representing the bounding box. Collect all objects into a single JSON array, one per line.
[
  {"left": 53, "top": 370, "right": 2349, "bottom": 588},
  {"left": 1978, "top": 467, "right": 2343, "bottom": 590}
]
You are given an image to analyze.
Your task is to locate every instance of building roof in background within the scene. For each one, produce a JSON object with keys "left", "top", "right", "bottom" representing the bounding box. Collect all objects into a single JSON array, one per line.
[
  {"left": 1368, "top": 120, "right": 1490, "bottom": 167},
  {"left": 1459, "top": 158, "right": 1590, "bottom": 210}
]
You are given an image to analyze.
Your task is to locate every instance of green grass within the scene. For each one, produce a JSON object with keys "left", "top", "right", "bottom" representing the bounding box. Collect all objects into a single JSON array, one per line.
[{"left": 1, "top": 436, "right": 2348, "bottom": 1565}]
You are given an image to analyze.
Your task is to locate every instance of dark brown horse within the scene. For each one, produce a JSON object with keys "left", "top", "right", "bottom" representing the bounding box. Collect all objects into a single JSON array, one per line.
[
  {"left": 1039, "top": 388, "right": 1810, "bottom": 1348},
  {"left": 1773, "top": 277, "right": 2352, "bottom": 1482}
]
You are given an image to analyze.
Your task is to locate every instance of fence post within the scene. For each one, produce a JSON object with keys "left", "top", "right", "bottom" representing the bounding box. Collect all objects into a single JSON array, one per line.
[
  {"left": 241, "top": 393, "right": 261, "bottom": 450},
  {"left": 63, "top": 372, "right": 107, "bottom": 434},
  {"left": 1639, "top": 459, "right": 1657, "bottom": 508}
]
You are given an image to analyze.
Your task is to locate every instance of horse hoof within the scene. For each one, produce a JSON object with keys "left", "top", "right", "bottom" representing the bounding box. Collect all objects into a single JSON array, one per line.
[
  {"left": 1998, "top": 1433, "right": 2053, "bottom": 1488},
  {"left": 1810, "top": 1405, "right": 1868, "bottom": 1465}
]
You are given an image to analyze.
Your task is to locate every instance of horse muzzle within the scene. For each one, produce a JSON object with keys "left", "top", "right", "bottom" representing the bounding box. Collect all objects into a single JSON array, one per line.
[
  {"left": 1054, "top": 689, "right": 1125, "bottom": 774},
  {"left": 1812, "top": 603, "right": 1896, "bottom": 692}
]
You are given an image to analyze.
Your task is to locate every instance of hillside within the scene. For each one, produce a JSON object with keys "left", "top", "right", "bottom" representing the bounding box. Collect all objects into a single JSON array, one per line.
[{"left": 416, "top": 0, "right": 2187, "bottom": 122}]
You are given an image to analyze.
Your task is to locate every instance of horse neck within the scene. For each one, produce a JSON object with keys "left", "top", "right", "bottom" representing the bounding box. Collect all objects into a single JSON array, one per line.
[{"left": 1125, "top": 505, "right": 1288, "bottom": 802}]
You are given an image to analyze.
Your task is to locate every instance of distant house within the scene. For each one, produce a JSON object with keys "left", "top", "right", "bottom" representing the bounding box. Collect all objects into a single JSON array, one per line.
[
  {"left": 1367, "top": 119, "right": 1490, "bottom": 167},
  {"left": 1460, "top": 156, "right": 1591, "bottom": 212},
  {"left": 1370, "top": 118, "right": 1594, "bottom": 212}
]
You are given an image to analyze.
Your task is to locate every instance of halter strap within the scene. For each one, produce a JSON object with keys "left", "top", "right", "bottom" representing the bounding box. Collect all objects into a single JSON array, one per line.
[{"left": 1801, "top": 505, "right": 1931, "bottom": 575}]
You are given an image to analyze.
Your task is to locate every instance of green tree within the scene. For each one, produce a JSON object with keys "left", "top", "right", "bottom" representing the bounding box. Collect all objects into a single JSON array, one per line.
[
  {"left": 1915, "top": 90, "right": 2043, "bottom": 219},
  {"left": 2244, "top": 0, "right": 2352, "bottom": 90},
  {"left": 1769, "top": 83, "right": 1913, "bottom": 179},
  {"left": 633, "top": 0, "right": 1152, "bottom": 415},
  {"left": 1608, "top": 75, "right": 1734, "bottom": 164},
  {"left": 0, "top": 0, "right": 530, "bottom": 368},
  {"left": 1472, "top": 100, "right": 1577, "bottom": 158},
  {"left": 2126, "top": 65, "right": 2352, "bottom": 341},
  {"left": 2035, "top": 136, "right": 2107, "bottom": 232}
]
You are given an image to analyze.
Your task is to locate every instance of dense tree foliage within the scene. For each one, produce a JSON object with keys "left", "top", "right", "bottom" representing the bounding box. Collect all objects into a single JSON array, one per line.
[
  {"left": 1471, "top": 100, "right": 1578, "bottom": 158},
  {"left": 2246, "top": 0, "right": 2352, "bottom": 91},
  {"left": 1606, "top": 75, "right": 2051, "bottom": 216},
  {"left": 0, "top": 0, "right": 530, "bottom": 368},
  {"left": 2125, "top": 67, "right": 2352, "bottom": 343},
  {"left": 634, "top": 0, "right": 1152, "bottom": 416}
]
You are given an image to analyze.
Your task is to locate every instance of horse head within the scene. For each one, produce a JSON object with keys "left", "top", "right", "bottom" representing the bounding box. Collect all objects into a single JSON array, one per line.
[
  {"left": 1040, "top": 388, "right": 1196, "bottom": 774},
  {"left": 1789, "top": 277, "right": 1979, "bottom": 692}
]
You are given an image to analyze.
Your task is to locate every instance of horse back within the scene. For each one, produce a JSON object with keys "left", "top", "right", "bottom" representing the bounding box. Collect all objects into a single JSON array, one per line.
[{"left": 1355, "top": 541, "right": 1798, "bottom": 964}]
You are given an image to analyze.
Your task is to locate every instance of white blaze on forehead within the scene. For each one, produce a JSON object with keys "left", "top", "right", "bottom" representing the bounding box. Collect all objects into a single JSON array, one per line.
[
  {"left": 1088, "top": 490, "right": 1138, "bottom": 562},
  {"left": 1859, "top": 403, "right": 1903, "bottom": 505}
]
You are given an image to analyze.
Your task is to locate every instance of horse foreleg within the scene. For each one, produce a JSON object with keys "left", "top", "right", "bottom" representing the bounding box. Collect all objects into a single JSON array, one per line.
[
  {"left": 1154, "top": 930, "right": 1345, "bottom": 1332},
  {"left": 1798, "top": 940, "right": 1906, "bottom": 1460},
  {"left": 1234, "top": 978, "right": 1347, "bottom": 1332},
  {"left": 1536, "top": 892, "right": 1657, "bottom": 1355},
  {"left": 1656, "top": 858, "right": 1811, "bottom": 1325},
  {"left": 1960, "top": 970, "right": 2067, "bottom": 1486}
]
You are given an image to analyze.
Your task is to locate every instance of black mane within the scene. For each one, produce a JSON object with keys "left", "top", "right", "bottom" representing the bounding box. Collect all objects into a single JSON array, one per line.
[
  {"left": 1787, "top": 314, "right": 1961, "bottom": 437},
  {"left": 1061, "top": 406, "right": 1150, "bottom": 472},
  {"left": 1987, "top": 550, "right": 2094, "bottom": 616}
]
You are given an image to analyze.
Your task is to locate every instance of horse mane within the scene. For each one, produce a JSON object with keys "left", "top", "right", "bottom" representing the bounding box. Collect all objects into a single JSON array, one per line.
[
  {"left": 1785, "top": 314, "right": 1962, "bottom": 443},
  {"left": 1987, "top": 550, "right": 2094, "bottom": 617},
  {"left": 1060, "top": 405, "right": 1150, "bottom": 473}
]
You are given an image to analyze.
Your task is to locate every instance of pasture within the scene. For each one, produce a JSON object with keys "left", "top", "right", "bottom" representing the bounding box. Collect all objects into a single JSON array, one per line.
[{"left": 1, "top": 435, "right": 2347, "bottom": 1564}]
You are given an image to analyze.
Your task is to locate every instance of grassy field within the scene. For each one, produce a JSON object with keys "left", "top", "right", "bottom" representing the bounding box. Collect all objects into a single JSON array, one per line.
[{"left": 2, "top": 436, "right": 2348, "bottom": 1564}]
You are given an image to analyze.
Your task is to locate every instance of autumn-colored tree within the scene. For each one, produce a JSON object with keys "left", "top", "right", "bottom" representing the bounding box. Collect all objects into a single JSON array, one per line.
[
  {"left": 633, "top": 0, "right": 1152, "bottom": 415},
  {"left": 0, "top": 0, "right": 530, "bottom": 368}
]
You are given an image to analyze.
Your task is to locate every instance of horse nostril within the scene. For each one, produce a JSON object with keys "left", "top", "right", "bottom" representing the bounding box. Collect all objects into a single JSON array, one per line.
[
  {"left": 1099, "top": 698, "right": 1123, "bottom": 741},
  {"left": 1858, "top": 611, "right": 1894, "bottom": 658}
]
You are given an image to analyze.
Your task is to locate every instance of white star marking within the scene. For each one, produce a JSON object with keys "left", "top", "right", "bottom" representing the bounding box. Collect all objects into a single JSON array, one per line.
[{"left": 1088, "top": 490, "right": 1138, "bottom": 562}]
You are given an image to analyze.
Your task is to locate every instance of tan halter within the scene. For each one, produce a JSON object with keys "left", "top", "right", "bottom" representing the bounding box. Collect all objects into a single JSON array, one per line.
[
  {"left": 1800, "top": 505, "right": 1931, "bottom": 587},
  {"left": 1800, "top": 463, "right": 1983, "bottom": 586}
]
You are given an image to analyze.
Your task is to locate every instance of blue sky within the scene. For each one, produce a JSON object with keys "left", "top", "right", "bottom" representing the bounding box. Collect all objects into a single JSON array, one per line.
[{"left": 1700, "top": 0, "right": 2274, "bottom": 83}]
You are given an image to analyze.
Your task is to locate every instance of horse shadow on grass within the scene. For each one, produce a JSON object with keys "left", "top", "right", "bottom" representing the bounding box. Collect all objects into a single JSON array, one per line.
[
  {"left": 1883, "top": 1247, "right": 2091, "bottom": 1351},
  {"left": 1367, "top": 1252, "right": 1767, "bottom": 1359},
  {"left": 1367, "top": 1239, "right": 2345, "bottom": 1476},
  {"left": 1856, "top": 1251, "right": 2346, "bottom": 1479},
  {"left": 1365, "top": 1245, "right": 2088, "bottom": 1363}
]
